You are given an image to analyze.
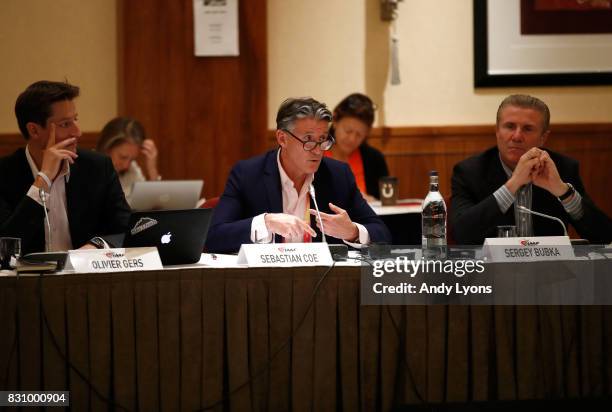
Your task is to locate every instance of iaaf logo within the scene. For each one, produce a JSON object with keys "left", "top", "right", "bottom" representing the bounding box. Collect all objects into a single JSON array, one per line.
[
  {"left": 105, "top": 252, "right": 125, "bottom": 258},
  {"left": 520, "top": 239, "right": 540, "bottom": 246},
  {"left": 277, "top": 247, "right": 296, "bottom": 253}
]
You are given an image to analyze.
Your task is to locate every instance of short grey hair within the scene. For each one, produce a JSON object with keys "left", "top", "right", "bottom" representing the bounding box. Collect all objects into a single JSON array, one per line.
[
  {"left": 496, "top": 94, "right": 551, "bottom": 131},
  {"left": 275, "top": 97, "right": 332, "bottom": 131}
]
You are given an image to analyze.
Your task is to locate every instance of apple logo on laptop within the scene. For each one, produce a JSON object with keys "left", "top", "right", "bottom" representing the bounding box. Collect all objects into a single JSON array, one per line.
[{"left": 161, "top": 232, "right": 172, "bottom": 244}]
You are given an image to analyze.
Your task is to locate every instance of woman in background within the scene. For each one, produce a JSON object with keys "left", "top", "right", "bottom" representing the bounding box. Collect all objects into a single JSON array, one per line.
[
  {"left": 327, "top": 93, "right": 389, "bottom": 201},
  {"left": 96, "top": 117, "right": 160, "bottom": 201}
]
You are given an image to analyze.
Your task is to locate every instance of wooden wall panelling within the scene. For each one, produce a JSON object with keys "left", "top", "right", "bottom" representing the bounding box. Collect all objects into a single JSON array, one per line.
[
  {"left": 369, "top": 125, "right": 498, "bottom": 201},
  {"left": 118, "top": 0, "right": 267, "bottom": 198},
  {"left": 0, "top": 134, "right": 28, "bottom": 155}
]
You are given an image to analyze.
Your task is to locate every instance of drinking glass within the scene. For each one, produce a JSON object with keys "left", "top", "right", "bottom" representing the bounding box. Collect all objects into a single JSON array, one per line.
[
  {"left": 496, "top": 225, "right": 517, "bottom": 238},
  {"left": 0, "top": 237, "right": 21, "bottom": 270}
]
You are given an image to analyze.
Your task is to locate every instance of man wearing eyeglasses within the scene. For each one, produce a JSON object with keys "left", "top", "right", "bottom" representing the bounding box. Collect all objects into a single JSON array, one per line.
[{"left": 205, "top": 97, "right": 391, "bottom": 253}]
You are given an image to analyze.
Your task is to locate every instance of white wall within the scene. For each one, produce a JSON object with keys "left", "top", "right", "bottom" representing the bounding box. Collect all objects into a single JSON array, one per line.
[
  {"left": 268, "top": 0, "right": 612, "bottom": 128},
  {"left": 267, "top": 0, "right": 367, "bottom": 127},
  {"left": 0, "top": 0, "right": 117, "bottom": 133}
]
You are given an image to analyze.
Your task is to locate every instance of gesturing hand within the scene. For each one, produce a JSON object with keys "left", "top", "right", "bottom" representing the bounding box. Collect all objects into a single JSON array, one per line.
[
  {"left": 141, "top": 139, "right": 160, "bottom": 180},
  {"left": 40, "top": 123, "right": 78, "bottom": 184},
  {"left": 264, "top": 213, "right": 317, "bottom": 240},
  {"left": 309, "top": 203, "right": 359, "bottom": 242}
]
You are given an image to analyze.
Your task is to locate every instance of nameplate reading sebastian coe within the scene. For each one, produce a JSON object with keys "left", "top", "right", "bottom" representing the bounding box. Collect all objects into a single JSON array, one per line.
[{"left": 237, "top": 243, "right": 333, "bottom": 267}]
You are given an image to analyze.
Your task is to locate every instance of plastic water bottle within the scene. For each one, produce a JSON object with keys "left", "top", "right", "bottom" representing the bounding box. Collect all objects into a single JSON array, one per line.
[{"left": 422, "top": 171, "right": 447, "bottom": 259}]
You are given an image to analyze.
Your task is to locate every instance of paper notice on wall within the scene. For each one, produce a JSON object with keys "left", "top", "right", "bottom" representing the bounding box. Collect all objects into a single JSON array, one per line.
[{"left": 193, "top": 0, "right": 239, "bottom": 56}]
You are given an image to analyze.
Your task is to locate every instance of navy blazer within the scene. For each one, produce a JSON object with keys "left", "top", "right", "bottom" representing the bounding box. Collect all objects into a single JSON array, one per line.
[
  {"left": 205, "top": 149, "right": 391, "bottom": 253},
  {"left": 450, "top": 146, "right": 612, "bottom": 245},
  {"left": 0, "top": 148, "right": 131, "bottom": 254}
]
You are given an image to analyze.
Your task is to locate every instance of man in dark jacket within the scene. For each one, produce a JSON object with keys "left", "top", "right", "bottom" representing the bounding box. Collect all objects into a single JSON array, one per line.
[
  {"left": 206, "top": 97, "right": 390, "bottom": 253},
  {"left": 450, "top": 94, "right": 611, "bottom": 245},
  {"left": 0, "top": 80, "right": 130, "bottom": 253}
]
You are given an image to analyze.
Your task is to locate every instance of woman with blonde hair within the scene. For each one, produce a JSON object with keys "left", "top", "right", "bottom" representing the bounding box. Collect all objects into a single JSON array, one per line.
[{"left": 97, "top": 117, "right": 160, "bottom": 200}]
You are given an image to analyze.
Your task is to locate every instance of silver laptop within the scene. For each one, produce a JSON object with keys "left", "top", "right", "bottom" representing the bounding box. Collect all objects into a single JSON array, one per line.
[{"left": 129, "top": 180, "right": 203, "bottom": 211}]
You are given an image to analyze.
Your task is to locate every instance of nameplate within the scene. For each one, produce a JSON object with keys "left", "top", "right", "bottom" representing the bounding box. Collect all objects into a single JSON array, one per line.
[
  {"left": 68, "top": 247, "right": 163, "bottom": 273},
  {"left": 237, "top": 243, "right": 333, "bottom": 267},
  {"left": 483, "top": 236, "right": 574, "bottom": 262}
]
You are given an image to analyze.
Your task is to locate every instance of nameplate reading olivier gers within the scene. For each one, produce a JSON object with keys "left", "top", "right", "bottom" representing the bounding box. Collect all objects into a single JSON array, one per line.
[
  {"left": 68, "top": 247, "right": 163, "bottom": 273},
  {"left": 237, "top": 243, "right": 333, "bottom": 267},
  {"left": 483, "top": 236, "right": 574, "bottom": 263}
]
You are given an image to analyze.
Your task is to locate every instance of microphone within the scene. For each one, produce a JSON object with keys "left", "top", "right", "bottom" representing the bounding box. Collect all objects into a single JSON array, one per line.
[
  {"left": 309, "top": 184, "right": 348, "bottom": 261},
  {"left": 309, "top": 184, "right": 327, "bottom": 243},
  {"left": 517, "top": 205, "right": 568, "bottom": 237},
  {"left": 39, "top": 188, "right": 52, "bottom": 252}
]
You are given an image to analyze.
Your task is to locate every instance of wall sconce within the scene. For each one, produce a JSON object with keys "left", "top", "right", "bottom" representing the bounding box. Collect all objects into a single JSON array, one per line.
[{"left": 381, "top": 0, "right": 403, "bottom": 21}]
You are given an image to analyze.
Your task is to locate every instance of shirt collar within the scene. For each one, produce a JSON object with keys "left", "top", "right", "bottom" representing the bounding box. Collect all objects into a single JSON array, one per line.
[
  {"left": 276, "top": 148, "right": 314, "bottom": 191},
  {"left": 498, "top": 151, "right": 513, "bottom": 178},
  {"left": 25, "top": 144, "right": 71, "bottom": 182}
]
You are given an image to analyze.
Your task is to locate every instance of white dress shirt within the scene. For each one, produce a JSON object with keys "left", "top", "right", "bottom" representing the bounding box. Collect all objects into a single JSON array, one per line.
[
  {"left": 251, "top": 149, "right": 369, "bottom": 246},
  {"left": 119, "top": 161, "right": 146, "bottom": 200},
  {"left": 25, "top": 146, "right": 73, "bottom": 251}
]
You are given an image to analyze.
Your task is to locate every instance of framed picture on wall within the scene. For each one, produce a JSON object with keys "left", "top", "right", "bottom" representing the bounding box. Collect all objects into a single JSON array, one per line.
[
  {"left": 521, "top": 0, "right": 612, "bottom": 35},
  {"left": 473, "top": 0, "right": 612, "bottom": 87}
]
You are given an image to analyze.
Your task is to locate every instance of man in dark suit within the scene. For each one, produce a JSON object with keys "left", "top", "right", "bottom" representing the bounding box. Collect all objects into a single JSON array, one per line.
[
  {"left": 450, "top": 94, "right": 611, "bottom": 245},
  {"left": 206, "top": 97, "right": 391, "bottom": 253},
  {"left": 0, "top": 80, "right": 130, "bottom": 253}
]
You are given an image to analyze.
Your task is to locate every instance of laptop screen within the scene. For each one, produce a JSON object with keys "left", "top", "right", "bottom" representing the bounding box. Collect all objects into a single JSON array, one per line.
[
  {"left": 123, "top": 208, "right": 213, "bottom": 265},
  {"left": 129, "top": 180, "right": 204, "bottom": 210}
]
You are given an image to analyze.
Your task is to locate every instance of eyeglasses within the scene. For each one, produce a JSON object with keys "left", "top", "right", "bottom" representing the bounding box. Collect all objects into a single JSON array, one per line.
[{"left": 283, "top": 129, "right": 335, "bottom": 151}]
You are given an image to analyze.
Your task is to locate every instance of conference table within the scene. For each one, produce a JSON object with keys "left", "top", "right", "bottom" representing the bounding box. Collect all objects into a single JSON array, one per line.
[{"left": 0, "top": 252, "right": 611, "bottom": 411}]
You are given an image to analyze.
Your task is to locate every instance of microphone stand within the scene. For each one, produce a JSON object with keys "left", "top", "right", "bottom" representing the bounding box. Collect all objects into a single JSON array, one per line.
[
  {"left": 309, "top": 184, "right": 347, "bottom": 261},
  {"left": 39, "top": 188, "right": 52, "bottom": 252},
  {"left": 309, "top": 184, "right": 327, "bottom": 243},
  {"left": 517, "top": 205, "right": 568, "bottom": 237}
]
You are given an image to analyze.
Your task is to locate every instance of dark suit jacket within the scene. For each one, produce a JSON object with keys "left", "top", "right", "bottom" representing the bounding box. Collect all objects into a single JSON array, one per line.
[
  {"left": 450, "top": 146, "right": 612, "bottom": 245},
  {"left": 205, "top": 149, "right": 391, "bottom": 253},
  {"left": 360, "top": 143, "right": 389, "bottom": 198},
  {"left": 0, "top": 148, "right": 131, "bottom": 253}
]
